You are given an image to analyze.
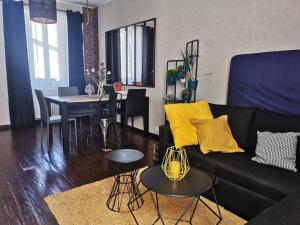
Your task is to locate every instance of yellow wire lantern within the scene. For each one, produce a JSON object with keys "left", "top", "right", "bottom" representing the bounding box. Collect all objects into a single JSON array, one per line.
[{"left": 161, "top": 146, "right": 190, "bottom": 181}]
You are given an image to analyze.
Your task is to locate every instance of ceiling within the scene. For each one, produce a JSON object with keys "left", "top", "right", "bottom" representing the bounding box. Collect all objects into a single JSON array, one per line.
[{"left": 58, "top": 0, "right": 111, "bottom": 7}]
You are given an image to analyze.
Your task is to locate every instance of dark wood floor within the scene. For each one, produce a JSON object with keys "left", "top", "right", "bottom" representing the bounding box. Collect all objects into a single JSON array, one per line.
[{"left": 0, "top": 123, "right": 158, "bottom": 225}]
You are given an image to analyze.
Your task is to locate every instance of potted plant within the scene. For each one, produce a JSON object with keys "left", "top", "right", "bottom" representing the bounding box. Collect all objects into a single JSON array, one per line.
[
  {"left": 166, "top": 69, "right": 176, "bottom": 85},
  {"left": 176, "top": 65, "right": 185, "bottom": 80},
  {"left": 181, "top": 88, "right": 191, "bottom": 103}
]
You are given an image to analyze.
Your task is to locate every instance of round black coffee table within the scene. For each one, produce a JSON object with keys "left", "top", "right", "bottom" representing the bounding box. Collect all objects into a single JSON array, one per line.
[
  {"left": 128, "top": 165, "right": 222, "bottom": 225},
  {"left": 106, "top": 149, "right": 144, "bottom": 212}
]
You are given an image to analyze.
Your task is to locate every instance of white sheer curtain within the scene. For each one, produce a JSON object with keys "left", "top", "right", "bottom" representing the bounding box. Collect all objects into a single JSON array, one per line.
[
  {"left": 24, "top": 6, "right": 69, "bottom": 118},
  {"left": 120, "top": 25, "right": 143, "bottom": 85},
  {"left": 135, "top": 26, "right": 143, "bottom": 84}
]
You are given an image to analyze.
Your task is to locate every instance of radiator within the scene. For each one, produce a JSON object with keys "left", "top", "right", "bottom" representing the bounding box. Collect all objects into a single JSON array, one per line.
[{"left": 43, "top": 88, "right": 59, "bottom": 115}]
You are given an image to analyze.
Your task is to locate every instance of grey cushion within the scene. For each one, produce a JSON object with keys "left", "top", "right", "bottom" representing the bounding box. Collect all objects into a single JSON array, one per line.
[{"left": 252, "top": 131, "right": 298, "bottom": 172}]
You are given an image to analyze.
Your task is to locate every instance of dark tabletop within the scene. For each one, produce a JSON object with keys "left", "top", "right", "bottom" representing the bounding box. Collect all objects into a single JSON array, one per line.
[
  {"left": 141, "top": 165, "right": 212, "bottom": 197},
  {"left": 106, "top": 149, "right": 144, "bottom": 164}
]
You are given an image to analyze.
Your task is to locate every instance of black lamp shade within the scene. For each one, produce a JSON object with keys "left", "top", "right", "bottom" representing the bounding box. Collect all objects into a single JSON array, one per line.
[{"left": 29, "top": 0, "right": 57, "bottom": 24}]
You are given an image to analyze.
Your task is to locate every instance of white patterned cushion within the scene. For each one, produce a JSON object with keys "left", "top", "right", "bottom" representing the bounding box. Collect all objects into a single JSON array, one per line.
[{"left": 252, "top": 131, "right": 299, "bottom": 172}]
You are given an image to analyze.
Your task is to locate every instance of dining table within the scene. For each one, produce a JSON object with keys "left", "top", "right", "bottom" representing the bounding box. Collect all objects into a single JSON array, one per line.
[{"left": 45, "top": 94, "right": 149, "bottom": 153}]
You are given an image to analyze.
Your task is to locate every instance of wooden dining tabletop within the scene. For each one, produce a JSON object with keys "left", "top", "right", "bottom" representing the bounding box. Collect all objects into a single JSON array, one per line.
[{"left": 46, "top": 94, "right": 126, "bottom": 105}]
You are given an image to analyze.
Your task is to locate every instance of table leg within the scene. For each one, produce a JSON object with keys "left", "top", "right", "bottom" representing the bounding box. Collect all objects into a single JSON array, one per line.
[
  {"left": 149, "top": 191, "right": 166, "bottom": 225},
  {"left": 127, "top": 189, "right": 149, "bottom": 225},
  {"left": 174, "top": 197, "right": 197, "bottom": 225},
  {"left": 61, "top": 102, "right": 69, "bottom": 153},
  {"left": 143, "top": 97, "right": 149, "bottom": 133},
  {"left": 198, "top": 186, "right": 223, "bottom": 225}
]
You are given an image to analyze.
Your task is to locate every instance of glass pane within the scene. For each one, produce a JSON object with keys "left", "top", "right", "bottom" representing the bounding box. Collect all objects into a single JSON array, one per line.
[
  {"left": 48, "top": 24, "right": 58, "bottom": 47},
  {"left": 120, "top": 28, "right": 127, "bottom": 84},
  {"left": 127, "top": 25, "right": 135, "bottom": 85},
  {"left": 49, "top": 49, "right": 60, "bottom": 80},
  {"left": 31, "top": 22, "right": 43, "bottom": 42},
  {"left": 135, "top": 26, "right": 143, "bottom": 85},
  {"left": 33, "top": 43, "right": 45, "bottom": 79}
]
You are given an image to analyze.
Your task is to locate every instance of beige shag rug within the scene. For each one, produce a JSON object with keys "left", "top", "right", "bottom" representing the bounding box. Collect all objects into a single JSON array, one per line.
[{"left": 45, "top": 168, "right": 246, "bottom": 225}]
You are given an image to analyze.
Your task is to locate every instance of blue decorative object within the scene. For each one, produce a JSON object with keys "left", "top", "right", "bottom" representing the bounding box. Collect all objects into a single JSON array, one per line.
[
  {"left": 167, "top": 76, "right": 176, "bottom": 85},
  {"left": 181, "top": 90, "right": 191, "bottom": 103},
  {"left": 176, "top": 71, "right": 184, "bottom": 80},
  {"left": 188, "top": 79, "right": 198, "bottom": 90},
  {"left": 29, "top": 0, "right": 57, "bottom": 24}
]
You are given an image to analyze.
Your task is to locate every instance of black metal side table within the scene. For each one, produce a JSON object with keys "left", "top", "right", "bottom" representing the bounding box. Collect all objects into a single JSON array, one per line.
[
  {"left": 106, "top": 149, "right": 144, "bottom": 212},
  {"left": 128, "top": 165, "right": 222, "bottom": 225}
]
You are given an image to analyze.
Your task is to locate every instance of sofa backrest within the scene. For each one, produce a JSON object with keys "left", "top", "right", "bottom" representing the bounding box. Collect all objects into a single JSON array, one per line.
[
  {"left": 246, "top": 109, "right": 300, "bottom": 154},
  {"left": 209, "top": 103, "right": 256, "bottom": 151}
]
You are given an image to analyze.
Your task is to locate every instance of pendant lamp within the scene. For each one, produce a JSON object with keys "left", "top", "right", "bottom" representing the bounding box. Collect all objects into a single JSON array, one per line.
[{"left": 29, "top": 0, "right": 57, "bottom": 24}]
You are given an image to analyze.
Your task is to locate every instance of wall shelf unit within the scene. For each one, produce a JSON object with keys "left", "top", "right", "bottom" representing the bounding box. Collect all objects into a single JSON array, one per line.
[{"left": 165, "top": 39, "right": 199, "bottom": 104}]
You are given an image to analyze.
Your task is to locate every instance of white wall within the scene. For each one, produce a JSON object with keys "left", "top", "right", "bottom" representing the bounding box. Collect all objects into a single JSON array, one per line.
[
  {"left": 0, "top": 3, "right": 10, "bottom": 126},
  {"left": 98, "top": 0, "right": 300, "bottom": 134}
]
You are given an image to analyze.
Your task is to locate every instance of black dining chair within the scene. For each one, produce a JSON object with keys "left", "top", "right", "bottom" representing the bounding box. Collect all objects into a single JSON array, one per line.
[
  {"left": 103, "top": 85, "right": 115, "bottom": 95},
  {"left": 58, "top": 86, "right": 98, "bottom": 135},
  {"left": 118, "top": 89, "right": 146, "bottom": 129},
  {"left": 97, "top": 92, "right": 120, "bottom": 151},
  {"left": 35, "top": 89, "right": 77, "bottom": 162}
]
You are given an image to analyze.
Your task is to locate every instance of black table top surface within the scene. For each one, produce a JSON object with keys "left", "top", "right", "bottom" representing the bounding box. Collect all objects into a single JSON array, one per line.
[
  {"left": 141, "top": 165, "right": 212, "bottom": 197},
  {"left": 106, "top": 149, "right": 144, "bottom": 164}
]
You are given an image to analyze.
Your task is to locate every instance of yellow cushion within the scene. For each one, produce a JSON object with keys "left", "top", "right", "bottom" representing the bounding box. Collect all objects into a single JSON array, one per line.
[
  {"left": 190, "top": 115, "right": 244, "bottom": 154},
  {"left": 164, "top": 101, "right": 213, "bottom": 148}
]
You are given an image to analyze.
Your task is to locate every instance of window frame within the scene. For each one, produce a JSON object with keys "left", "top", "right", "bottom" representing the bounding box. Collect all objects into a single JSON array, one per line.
[{"left": 24, "top": 6, "right": 68, "bottom": 83}]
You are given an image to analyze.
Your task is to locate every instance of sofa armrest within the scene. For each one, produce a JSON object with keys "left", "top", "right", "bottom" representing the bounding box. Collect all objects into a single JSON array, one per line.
[{"left": 158, "top": 124, "right": 174, "bottom": 160}]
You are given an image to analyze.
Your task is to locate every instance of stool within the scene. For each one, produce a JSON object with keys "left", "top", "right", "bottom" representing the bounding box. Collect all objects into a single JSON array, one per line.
[{"left": 106, "top": 149, "right": 144, "bottom": 212}]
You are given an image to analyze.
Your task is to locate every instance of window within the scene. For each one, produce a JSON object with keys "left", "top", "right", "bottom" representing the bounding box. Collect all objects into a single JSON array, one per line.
[
  {"left": 24, "top": 7, "right": 68, "bottom": 82},
  {"left": 106, "top": 18, "right": 156, "bottom": 87}
]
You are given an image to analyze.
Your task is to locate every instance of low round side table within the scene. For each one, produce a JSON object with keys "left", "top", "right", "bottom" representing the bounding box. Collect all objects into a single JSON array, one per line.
[
  {"left": 106, "top": 149, "right": 144, "bottom": 212},
  {"left": 128, "top": 165, "right": 222, "bottom": 225}
]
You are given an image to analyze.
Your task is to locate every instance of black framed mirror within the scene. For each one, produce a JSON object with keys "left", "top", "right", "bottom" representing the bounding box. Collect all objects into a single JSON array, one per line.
[{"left": 105, "top": 18, "right": 156, "bottom": 87}]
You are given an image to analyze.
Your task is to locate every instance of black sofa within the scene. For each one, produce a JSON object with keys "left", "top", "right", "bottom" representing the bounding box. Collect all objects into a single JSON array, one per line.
[{"left": 159, "top": 103, "right": 300, "bottom": 224}]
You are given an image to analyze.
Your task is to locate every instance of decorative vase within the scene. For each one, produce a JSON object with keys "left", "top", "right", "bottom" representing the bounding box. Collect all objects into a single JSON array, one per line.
[
  {"left": 114, "top": 82, "right": 123, "bottom": 91},
  {"left": 161, "top": 146, "right": 190, "bottom": 181},
  {"left": 166, "top": 76, "right": 176, "bottom": 85},
  {"left": 85, "top": 83, "right": 95, "bottom": 96},
  {"left": 188, "top": 79, "right": 198, "bottom": 91}
]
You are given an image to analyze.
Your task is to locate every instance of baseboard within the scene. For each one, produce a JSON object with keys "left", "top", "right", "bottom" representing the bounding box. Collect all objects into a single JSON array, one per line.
[
  {"left": 0, "top": 125, "right": 11, "bottom": 130},
  {"left": 116, "top": 122, "right": 159, "bottom": 140}
]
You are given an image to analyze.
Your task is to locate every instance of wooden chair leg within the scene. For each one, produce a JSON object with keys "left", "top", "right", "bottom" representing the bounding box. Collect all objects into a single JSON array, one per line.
[
  {"left": 46, "top": 123, "right": 52, "bottom": 163},
  {"left": 40, "top": 121, "right": 44, "bottom": 155},
  {"left": 74, "top": 119, "right": 78, "bottom": 147},
  {"left": 90, "top": 115, "right": 93, "bottom": 137}
]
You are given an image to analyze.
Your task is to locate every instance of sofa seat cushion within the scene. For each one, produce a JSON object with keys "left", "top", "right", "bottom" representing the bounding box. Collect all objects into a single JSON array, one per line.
[
  {"left": 185, "top": 148, "right": 300, "bottom": 200},
  {"left": 246, "top": 191, "right": 300, "bottom": 225}
]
